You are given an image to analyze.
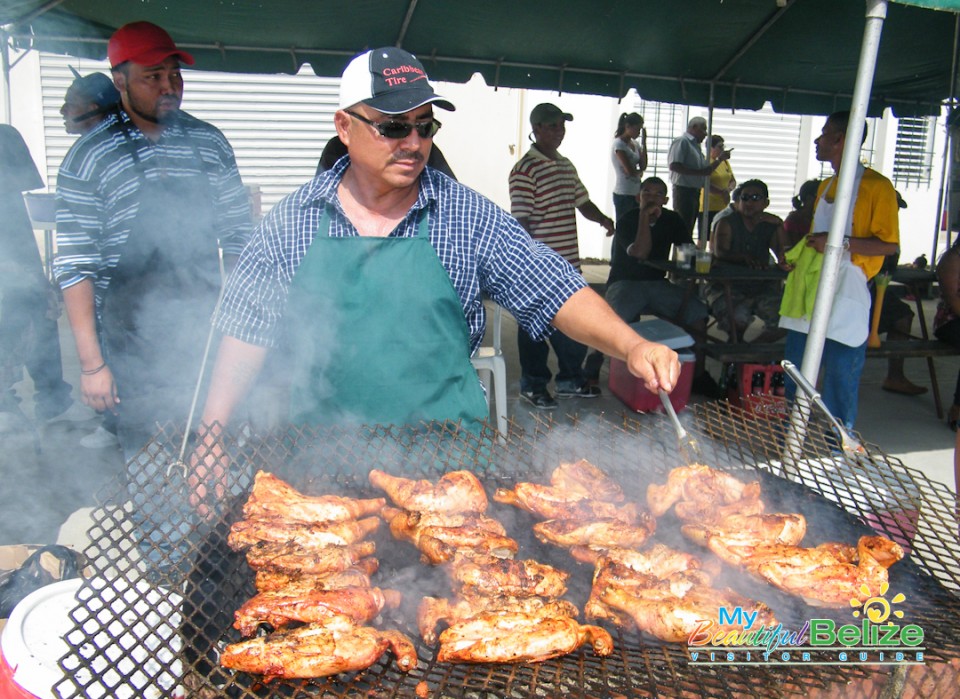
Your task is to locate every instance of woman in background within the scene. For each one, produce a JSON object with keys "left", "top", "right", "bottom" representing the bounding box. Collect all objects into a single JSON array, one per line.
[
  {"left": 610, "top": 112, "right": 647, "bottom": 223},
  {"left": 782, "top": 179, "right": 821, "bottom": 250},
  {"left": 699, "top": 135, "right": 735, "bottom": 239}
]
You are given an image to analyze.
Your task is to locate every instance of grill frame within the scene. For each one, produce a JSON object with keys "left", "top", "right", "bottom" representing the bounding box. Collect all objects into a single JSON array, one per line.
[{"left": 48, "top": 402, "right": 960, "bottom": 699}]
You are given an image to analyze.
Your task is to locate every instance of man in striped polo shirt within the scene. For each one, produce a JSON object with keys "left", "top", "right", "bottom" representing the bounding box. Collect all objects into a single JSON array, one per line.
[
  {"left": 509, "top": 103, "right": 615, "bottom": 409},
  {"left": 54, "top": 22, "right": 251, "bottom": 465}
]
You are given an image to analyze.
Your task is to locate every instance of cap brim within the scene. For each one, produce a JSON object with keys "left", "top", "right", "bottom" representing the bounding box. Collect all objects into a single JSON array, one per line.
[
  {"left": 126, "top": 47, "right": 195, "bottom": 67},
  {"left": 364, "top": 90, "right": 455, "bottom": 115}
]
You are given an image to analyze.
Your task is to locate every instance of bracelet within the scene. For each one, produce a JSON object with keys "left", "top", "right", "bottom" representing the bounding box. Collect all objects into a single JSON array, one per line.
[{"left": 81, "top": 361, "right": 107, "bottom": 376}]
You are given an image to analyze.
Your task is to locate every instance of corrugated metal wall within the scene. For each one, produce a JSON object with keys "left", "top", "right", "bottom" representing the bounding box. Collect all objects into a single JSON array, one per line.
[
  {"left": 38, "top": 53, "right": 339, "bottom": 216},
  {"left": 636, "top": 98, "right": 804, "bottom": 220},
  {"left": 708, "top": 107, "right": 803, "bottom": 219}
]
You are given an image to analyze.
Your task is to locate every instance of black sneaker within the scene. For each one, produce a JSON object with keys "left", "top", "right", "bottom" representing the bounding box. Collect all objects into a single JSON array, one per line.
[
  {"left": 556, "top": 384, "right": 602, "bottom": 399},
  {"left": 519, "top": 389, "right": 558, "bottom": 410}
]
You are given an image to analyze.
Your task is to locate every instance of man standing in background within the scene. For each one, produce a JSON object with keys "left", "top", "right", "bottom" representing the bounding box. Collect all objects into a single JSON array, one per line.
[
  {"left": 779, "top": 111, "right": 900, "bottom": 430},
  {"left": 509, "top": 103, "right": 615, "bottom": 408},
  {"left": 668, "top": 116, "right": 731, "bottom": 238},
  {"left": 60, "top": 69, "right": 120, "bottom": 137},
  {"left": 0, "top": 125, "right": 86, "bottom": 430},
  {"left": 54, "top": 21, "right": 251, "bottom": 463}
]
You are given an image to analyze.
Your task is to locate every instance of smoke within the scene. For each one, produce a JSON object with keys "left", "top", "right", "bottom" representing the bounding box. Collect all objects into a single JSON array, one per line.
[{"left": 0, "top": 394, "right": 124, "bottom": 545}]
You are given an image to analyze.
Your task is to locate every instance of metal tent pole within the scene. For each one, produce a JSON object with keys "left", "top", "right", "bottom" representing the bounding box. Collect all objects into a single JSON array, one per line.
[
  {"left": 1, "top": 29, "right": 11, "bottom": 124},
  {"left": 932, "top": 13, "right": 960, "bottom": 258},
  {"left": 783, "top": 0, "right": 888, "bottom": 474},
  {"left": 699, "top": 82, "right": 716, "bottom": 248}
]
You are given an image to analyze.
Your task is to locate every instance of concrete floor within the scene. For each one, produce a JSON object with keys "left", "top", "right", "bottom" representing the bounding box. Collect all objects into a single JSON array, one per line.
[{"left": 0, "top": 264, "right": 956, "bottom": 547}]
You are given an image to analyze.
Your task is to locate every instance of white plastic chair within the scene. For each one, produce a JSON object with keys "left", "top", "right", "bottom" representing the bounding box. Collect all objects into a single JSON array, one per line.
[
  {"left": 470, "top": 303, "right": 508, "bottom": 437},
  {"left": 23, "top": 192, "right": 57, "bottom": 281}
]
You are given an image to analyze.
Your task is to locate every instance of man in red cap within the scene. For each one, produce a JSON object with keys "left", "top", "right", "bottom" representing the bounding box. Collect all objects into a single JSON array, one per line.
[{"left": 54, "top": 22, "right": 251, "bottom": 476}]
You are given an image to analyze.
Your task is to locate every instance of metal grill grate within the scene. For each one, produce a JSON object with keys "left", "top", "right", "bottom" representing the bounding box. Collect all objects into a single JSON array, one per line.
[{"left": 50, "top": 402, "right": 960, "bottom": 698}]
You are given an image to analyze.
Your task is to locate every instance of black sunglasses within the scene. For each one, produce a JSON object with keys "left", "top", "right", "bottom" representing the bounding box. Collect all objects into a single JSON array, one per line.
[
  {"left": 345, "top": 110, "right": 442, "bottom": 139},
  {"left": 740, "top": 193, "right": 766, "bottom": 202}
]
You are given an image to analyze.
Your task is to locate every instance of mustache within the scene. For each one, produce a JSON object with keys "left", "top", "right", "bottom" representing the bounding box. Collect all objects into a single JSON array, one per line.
[{"left": 389, "top": 151, "right": 424, "bottom": 164}]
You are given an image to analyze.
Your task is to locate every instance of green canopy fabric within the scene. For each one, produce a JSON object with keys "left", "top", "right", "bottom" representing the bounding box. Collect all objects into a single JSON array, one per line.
[{"left": 0, "top": 0, "right": 957, "bottom": 116}]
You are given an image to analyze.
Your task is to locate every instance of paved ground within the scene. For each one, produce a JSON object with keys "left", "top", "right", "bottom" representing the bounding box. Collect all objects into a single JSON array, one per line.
[{"left": 1, "top": 264, "right": 955, "bottom": 547}]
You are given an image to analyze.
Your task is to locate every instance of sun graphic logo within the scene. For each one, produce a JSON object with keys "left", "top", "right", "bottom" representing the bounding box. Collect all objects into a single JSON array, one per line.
[{"left": 850, "top": 582, "right": 906, "bottom": 623}]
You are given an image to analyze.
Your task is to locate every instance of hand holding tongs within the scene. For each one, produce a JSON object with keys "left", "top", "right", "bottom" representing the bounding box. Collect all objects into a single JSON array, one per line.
[
  {"left": 780, "top": 360, "right": 864, "bottom": 453},
  {"left": 658, "top": 389, "right": 702, "bottom": 461}
]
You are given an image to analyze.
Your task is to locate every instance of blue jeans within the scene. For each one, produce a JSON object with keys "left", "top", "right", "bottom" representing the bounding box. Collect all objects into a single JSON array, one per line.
[
  {"left": 784, "top": 330, "right": 866, "bottom": 431},
  {"left": 517, "top": 328, "right": 587, "bottom": 393}
]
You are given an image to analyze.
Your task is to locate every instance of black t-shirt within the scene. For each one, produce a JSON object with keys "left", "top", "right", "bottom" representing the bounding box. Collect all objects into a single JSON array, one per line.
[{"left": 607, "top": 207, "right": 692, "bottom": 285}]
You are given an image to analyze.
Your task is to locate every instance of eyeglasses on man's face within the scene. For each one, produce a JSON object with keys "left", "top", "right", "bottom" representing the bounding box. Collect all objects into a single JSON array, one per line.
[
  {"left": 740, "top": 193, "right": 766, "bottom": 202},
  {"left": 345, "top": 110, "right": 442, "bottom": 139}
]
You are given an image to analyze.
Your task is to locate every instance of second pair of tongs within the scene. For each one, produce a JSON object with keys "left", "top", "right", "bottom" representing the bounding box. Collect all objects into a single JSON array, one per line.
[{"left": 781, "top": 360, "right": 864, "bottom": 454}]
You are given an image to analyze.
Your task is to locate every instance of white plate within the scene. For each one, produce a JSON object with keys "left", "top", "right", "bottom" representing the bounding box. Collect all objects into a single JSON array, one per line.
[
  {"left": 1, "top": 578, "right": 184, "bottom": 699},
  {"left": 1, "top": 578, "right": 82, "bottom": 699}
]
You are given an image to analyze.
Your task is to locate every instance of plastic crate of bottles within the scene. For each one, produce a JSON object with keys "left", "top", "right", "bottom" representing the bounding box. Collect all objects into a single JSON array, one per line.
[{"left": 727, "top": 363, "right": 786, "bottom": 419}]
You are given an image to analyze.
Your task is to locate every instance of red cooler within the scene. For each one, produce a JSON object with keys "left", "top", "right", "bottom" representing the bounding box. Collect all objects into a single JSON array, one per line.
[{"left": 608, "top": 318, "right": 696, "bottom": 413}]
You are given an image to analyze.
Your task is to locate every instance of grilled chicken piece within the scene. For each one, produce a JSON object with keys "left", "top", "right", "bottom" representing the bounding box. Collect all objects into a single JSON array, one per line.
[
  {"left": 417, "top": 533, "right": 519, "bottom": 564},
  {"left": 418, "top": 595, "right": 579, "bottom": 645},
  {"left": 254, "top": 566, "right": 372, "bottom": 593},
  {"left": 243, "top": 471, "right": 386, "bottom": 523},
  {"left": 369, "top": 469, "right": 488, "bottom": 513},
  {"left": 571, "top": 543, "right": 712, "bottom": 582},
  {"left": 382, "top": 507, "right": 507, "bottom": 537},
  {"left": 682, "top": 513, "right": 807, "bottom": 549},
  {"left": 493, "top": 483, "right": 639, "bottom": 523},
  {"left": 384, "top": 508, "right": 518, "bottom": 562},
  {"left": 708, "top": 538, "right": 857, "bottom": 575},
  {"left": 234, "top": 585, "right": 399, "bottom": 637},
  {"left": 446, "top": 553, "right": 569, "bottom": 598},
  {"left": 221, "top": 615, "right": 417, "bottom": 680},
  {"left": 549, "top": 459, "right": 624, "bottom": 503},
  {"left": 437, "top": 611, "right": 613, "bottom": 663},
  {"left": 245, "top": 540, "right": 377, "bottom": 575},
  {"left": 647, "top": 464, "right": 762, "bottom": 521},
  {"left": 584, "top": 563, "right": 709, "bottom": 629},
  {"left": 228, "top": 516, "right": 381, "bottom": 551},
  {"left": 598, "top": 578, "right": 776, "bottom": 643},
  {"left": 738, "top": 535, "right": 904, "bottom": 608},
  {"left": 533, "top": 517, "right": 654, "bottom": 549}
]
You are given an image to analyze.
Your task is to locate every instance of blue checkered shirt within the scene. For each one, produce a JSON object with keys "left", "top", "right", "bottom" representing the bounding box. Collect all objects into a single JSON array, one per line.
[{"left": 216, "top": 158, "right": 586, "bottom": 353}]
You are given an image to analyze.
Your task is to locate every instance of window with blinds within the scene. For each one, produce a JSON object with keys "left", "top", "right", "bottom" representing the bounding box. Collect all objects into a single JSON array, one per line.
[{"left": 893, "top": 116, "right": 935, "bottom": 186}]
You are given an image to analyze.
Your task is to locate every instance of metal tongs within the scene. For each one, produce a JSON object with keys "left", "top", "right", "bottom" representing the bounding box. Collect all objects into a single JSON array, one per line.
[
  {"left": 781, "top": 360, "right": 864, "bottom": 454},
  {"left": 658, "top": 389, "right": 702, "bottom": 461}
]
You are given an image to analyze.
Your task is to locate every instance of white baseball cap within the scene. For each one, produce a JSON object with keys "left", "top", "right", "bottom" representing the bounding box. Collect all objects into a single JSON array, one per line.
[{"left": 338, "top": 47, "right": 455, "bottom": 115}]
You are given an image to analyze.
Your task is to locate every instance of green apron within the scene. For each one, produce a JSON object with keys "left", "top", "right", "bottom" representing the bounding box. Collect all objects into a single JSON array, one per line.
[{"left": 285, "top": 205, "right": 488, "bottom": 426}]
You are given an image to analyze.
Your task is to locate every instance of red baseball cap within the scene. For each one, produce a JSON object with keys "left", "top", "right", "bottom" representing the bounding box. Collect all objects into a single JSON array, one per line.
[{"left": 108, "top": 21, "right": 195, "bottom": 69}]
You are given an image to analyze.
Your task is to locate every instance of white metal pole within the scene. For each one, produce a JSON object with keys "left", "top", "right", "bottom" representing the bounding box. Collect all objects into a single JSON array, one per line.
[
  {"left": 700, "top": 82, "right": 715, "bottom": 248},
  {"left": 783, "top": 0, "right": 887, "bottom": 469},
  {"left": 1, "top": 30, "right": 11, "bottom": 124}
]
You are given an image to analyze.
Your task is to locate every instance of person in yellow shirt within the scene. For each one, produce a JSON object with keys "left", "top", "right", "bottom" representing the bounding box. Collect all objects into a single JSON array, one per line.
[
  {"left": 779, "top": 111, "right": 900, "bottom": 430},
  {"left": 699, "top": 135, "right": 735, "bottom": 239}
]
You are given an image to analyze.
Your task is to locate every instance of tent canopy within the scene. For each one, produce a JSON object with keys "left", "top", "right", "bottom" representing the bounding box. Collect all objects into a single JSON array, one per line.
[{"left": 1, "top": 0, "right": 959, "bottom": 117}]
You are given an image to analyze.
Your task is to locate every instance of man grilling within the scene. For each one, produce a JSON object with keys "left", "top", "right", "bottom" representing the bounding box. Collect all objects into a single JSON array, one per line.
[
  {"left": 54, "top": 21, "right": 251, "bottom": 462},
  {"left": 190, "top": 47, "right": 679, "bottom": 502}
]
